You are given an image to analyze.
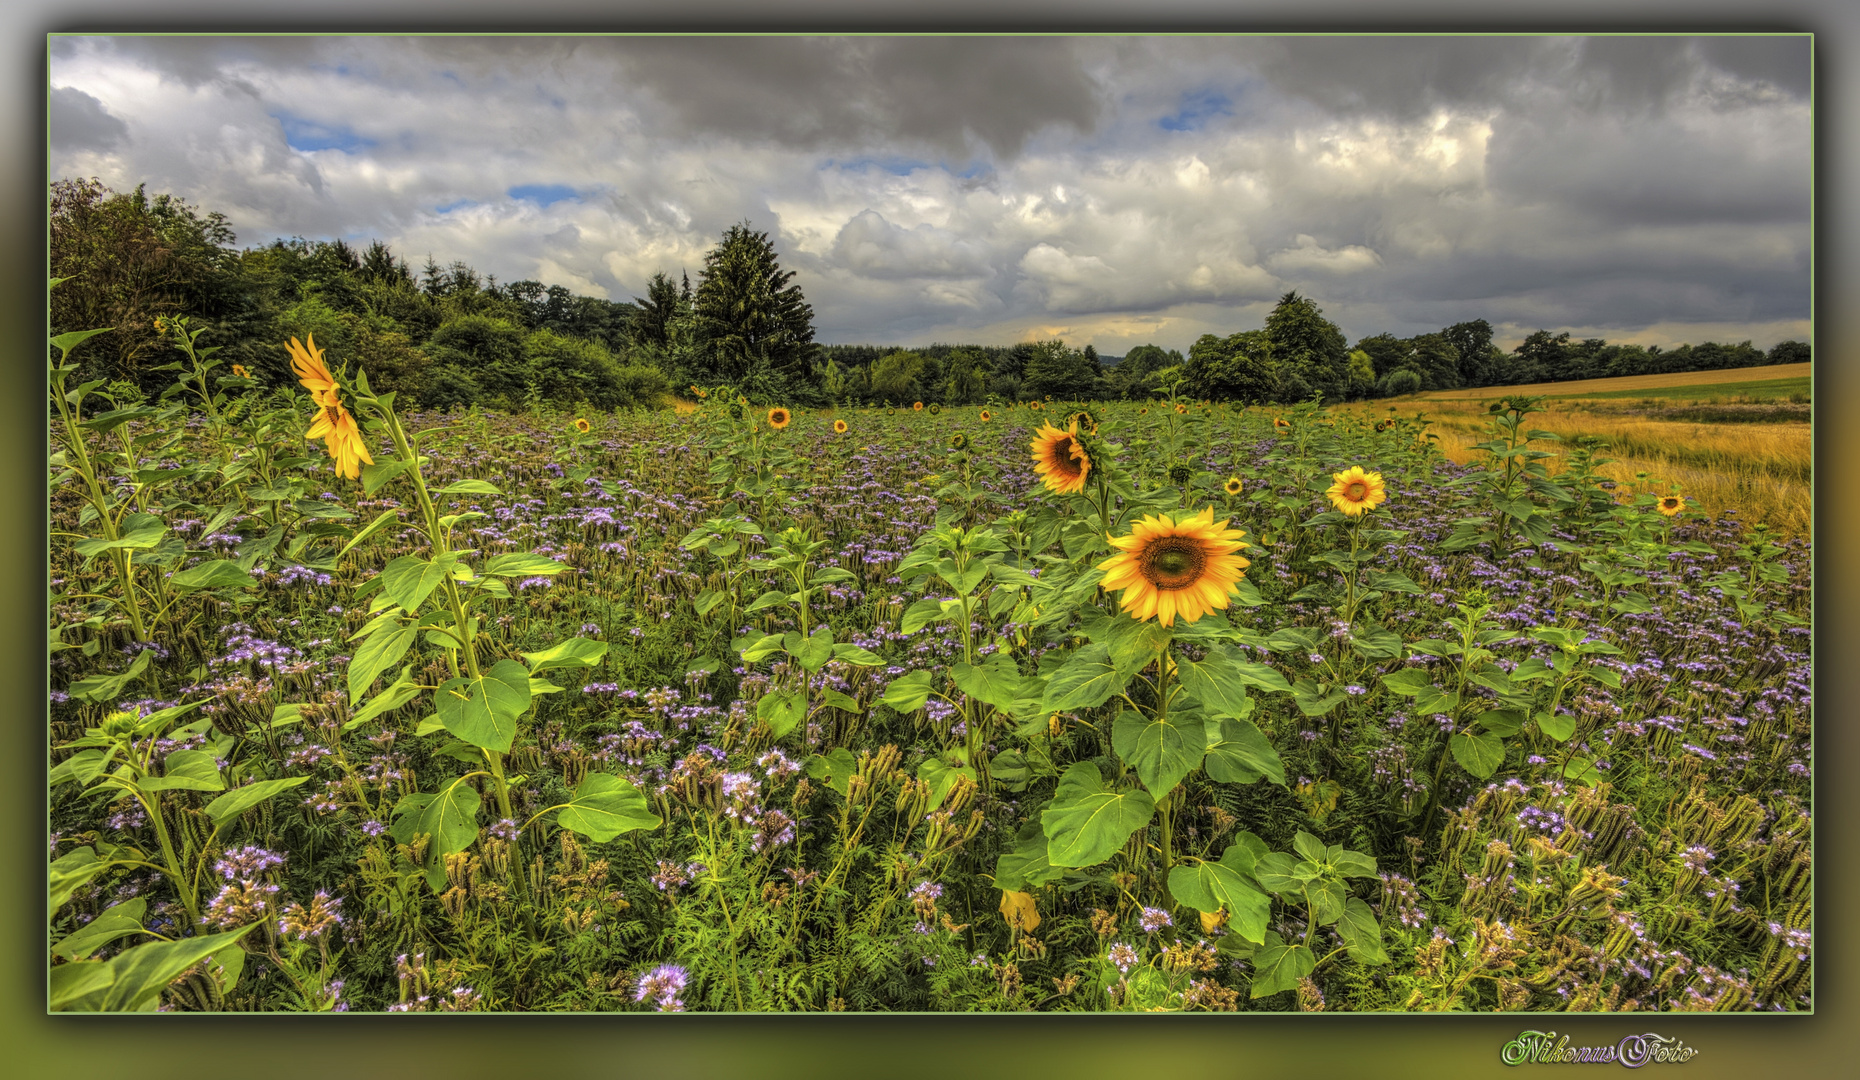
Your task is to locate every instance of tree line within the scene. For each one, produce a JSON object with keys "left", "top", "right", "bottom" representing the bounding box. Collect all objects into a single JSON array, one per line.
[{"left": 50, "top": 178, "right": 1808, "bottom": 412}]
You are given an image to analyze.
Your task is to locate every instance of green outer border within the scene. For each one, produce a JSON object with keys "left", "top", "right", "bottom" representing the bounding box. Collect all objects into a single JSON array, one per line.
[{"left": 10, "top": 19, "right": 1842, "bottom": 1080}]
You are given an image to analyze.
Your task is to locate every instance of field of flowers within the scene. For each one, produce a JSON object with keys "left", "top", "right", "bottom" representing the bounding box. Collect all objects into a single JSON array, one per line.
[{"left": 47, "top": 325, "right": 1812, "bottom": 1013}]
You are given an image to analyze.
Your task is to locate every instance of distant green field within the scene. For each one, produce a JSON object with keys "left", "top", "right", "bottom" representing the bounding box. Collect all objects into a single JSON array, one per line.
[{"left": 1550, "top": 376, "right": 1811, "bottom": 402}]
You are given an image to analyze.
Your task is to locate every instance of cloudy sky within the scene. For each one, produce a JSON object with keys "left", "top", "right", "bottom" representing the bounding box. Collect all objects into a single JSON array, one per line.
[{"left": 47, "top": 34, "right": 1810, "bottom": 355}]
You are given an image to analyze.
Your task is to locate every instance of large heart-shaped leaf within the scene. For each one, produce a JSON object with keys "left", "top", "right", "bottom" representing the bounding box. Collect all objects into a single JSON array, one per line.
[
  {"left": 952, "top": 653, "right": 1023, "bottom": 711},
  {"left": 1041, "top": 761, "right": 1155, "bottom": 869},
  {"left": 881, "top": 670, "right": 934, "bottom": 712},
  {"left": 380, "top": 554, "right": 459, "bottom": 613},
  {"left": 1202, "top": 716, "right": 1285, "bottom": 786},
  {"left": 66, "top": 649, "right": 152, "bottom": 705},
  {"left": 795, "top": 628, "right": 834, "bottom": 672},
  {"left": 1166, "top": 844, "right": 1271, "bottom": 944},
  {"left": 436, "top": 659, "right": 532, "bottom": 753},
  {"left": 50, "top": 899, "right": 148, "bottom": 961},
  {"left": 1111, "top": 707, "right": 1206, "bottom": 796},
  {"left": 1040, "top": 643, "right": 1127, "bottom": 714},
  {"left": 72, "top": 514, "right": 167, "bottom": 558},
  {"left": 556, "top": 774, "right": 660, "bottom": 842},
  {"left": 756, "top": 689, "right": 805, "bottom": 737},
  {"left": 1173, "top": 643, "right": 1254, "bottom": 717},
  {"left": 918, "top": 752, "right": 976, "bottom": 811},
  {"left": 900, "top": 597, "right": 950, "bottom": 634},
  {"left": 389, "top": 778, "right": 483, "bottom": 891},
  {"left": 805, "top": 748, "right": 857, "bottom": 797},
  {"left": 1450, "top": 729, "right": 1506, "bottom": 779},
  {"left": 1249, "top": 932, "right": 1317, "bottom": 999},
  {"left": 480, "top": 551, "right": 567, "bottom": 578},
  {"left": 138, "top": 749, "right": 223, "bottom": 793}
]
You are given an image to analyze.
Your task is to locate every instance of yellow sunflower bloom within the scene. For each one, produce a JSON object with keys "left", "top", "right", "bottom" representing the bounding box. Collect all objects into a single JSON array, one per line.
[
  {"left": 979, "top": 409, "right": 993, "bottom": 421},
  {"left": 231, "top": 364, "right": 250, "bottom": 379},
  {"left": 1224, "top": 476, "right": 1244, "bottom": 496},
  {"left": 1326, "top": 466, "right": 1388, "bottom": 516},
  {"left": 287, "top": 334, "right": 373, "bottom": 481},
  {"left": 1657, "top": 495, "right": 1685, "bottom": 517},
  {"left": 768, "top": 407, "right": 791, "bottom": 430},
  {"left": 1097, "top": 507, "right": 1251, "bottom": 627},
  {"left": 575, "top": 417, "right": 591, "bottom": 433},
  {"left": 834, "top": 419, "right": 848, "bottom": 434},
  {"left": 1030, "top": 422, "right": 1092, "bottom": 495},
  {"left": 913, "top": 401, "right": 924, "bottom": 411}
]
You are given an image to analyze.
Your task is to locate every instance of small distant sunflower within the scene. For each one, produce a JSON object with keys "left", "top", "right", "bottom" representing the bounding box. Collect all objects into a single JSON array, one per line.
[
  {"left": 1097, "top": 507, "right": 1251, "bottom": 627},
  {"left": 696, "top": 388, "right": 709, "bottom": 399},
  {"left": 1223, "top": 476, "right": 1244, "bottom": 497},
  {"left": 888, "top": 407, "right": 896, "bottom": 415},
  {"left": 949, "top": 432, "right": 969, "bottom": 450},
  {"left": 928, "top": 403, "right": 942, "bottom": 415},
  {"left": 1274, "top": 417, "right": 1292, "bottom": 433},
  {"left": 1030, "top": 422, "right": 1092, "bottom": 495},
  {"left": 1657, "top": 494, "right": 1685, "bottom": 517},
  {"left": 913, "top": 401, "right": 924, "bottom": 411},
  {"left": 1169, "top": 464, "right": 1193, "bottom": 485},
  {"left": 834, "top": 419, "right": 849, "bottom": 434},
  {"left": 231, "top": 364, "right": 250, "bottom": 379},
  {"left": 1175, "top": 403, "right": 1188, "bottom": 414},
  {"left": 1326, "top": 466, "right": 1388, "bottom": 517},
  {"left": 979, "top": 409, "right": 993, "bottom": 421},
  {"left": 767, "top": 407, "right": 792, "bottom": 430},
  {"left": 574, "top": 417, "right": 591, "bottom": 433}
]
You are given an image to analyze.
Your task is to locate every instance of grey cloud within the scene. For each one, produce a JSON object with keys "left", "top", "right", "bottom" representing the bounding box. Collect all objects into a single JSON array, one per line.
[
  {"left": 1694, "top": 37, "right": 1811, "bottom": 97},
  {"left": 49, "top": 86, "right": 128, "bottom": 151},
  {"left": 594, "top": 37, "right": 1102, "bottom": 160},
  {"left": 830, "top": 210, "right": 992, "bottom": 280}
]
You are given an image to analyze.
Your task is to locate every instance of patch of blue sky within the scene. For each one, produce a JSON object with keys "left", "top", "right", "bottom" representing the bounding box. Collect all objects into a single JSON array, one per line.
[
  {"left": 822, "top": 156, "right": 934, "bottom": 176},
  {"left": 436, "top": 199, "right": 478, "bottom": 214},
  {"left": 1158, "top": 88, "right": 1233, "bottom": 132},
  {"left": 509, "top": 184, "right": 580, "bottom": 207},
  {"left": 275, "top": 112, "right": 373, "bottom": 153}
]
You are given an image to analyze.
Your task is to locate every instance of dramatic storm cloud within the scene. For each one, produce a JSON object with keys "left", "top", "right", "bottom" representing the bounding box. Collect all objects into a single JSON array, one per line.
[{"left": 47, "top": 34, "right": 1810, "bottom": 353}]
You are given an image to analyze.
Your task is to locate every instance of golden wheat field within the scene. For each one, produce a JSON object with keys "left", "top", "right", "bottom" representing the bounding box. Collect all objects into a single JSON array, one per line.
[
  {"left": 1340, "top": 398, "right": 1810, "bottom": 537},
  {"left": 1412, "top": 362, "right": 1812, "bottom": 401}
]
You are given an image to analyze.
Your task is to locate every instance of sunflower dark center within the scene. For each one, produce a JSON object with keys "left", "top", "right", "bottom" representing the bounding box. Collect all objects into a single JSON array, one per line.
[
  {"left": 1139, "top": 537, "right": 1207, "bottom": 590},
  {"left": 1346, "top": 482, "right": 1368, "bottom": 500},
  {"left": 1050, "top": 437, "right": 1083, "bottom": 477}
]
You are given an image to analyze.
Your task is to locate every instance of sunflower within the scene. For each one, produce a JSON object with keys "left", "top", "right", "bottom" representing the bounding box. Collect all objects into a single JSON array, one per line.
[
  {"left": 1175, "top": 403, "right": 1188, "bottom": 414},
  {"left": 979, "top": 409, "right": 993, "bottom": 421},
  {"left": 1097, "top": 507, "right": 1251, "bottom": 627},
  {"left": 767, "top": 407, "right": 791, "bottom": 430},
  {"left": 1274, "top": 417, "right": 1291, "bottom": 433},
  {"left": 834, "top": 419, "right": 849, "bottom": 434},
  {"left": 914, "top": 401, "right": 924, "bottom": 411},
  {"left": 1657, "top": 495, "right": 1685, "bottom": 517},
  {"left": 949, "top": 432, "right": 969, "bottom": 450},
  {"left": 928, "top": 403, "right": 942, "bottom": 415},
  {"left": 231, "top": 364, "right": 250, "bottom": 379},
  {"left": 1224, "top": 476, "right": 1244, "bottom": 497},
  {"left": 1139, "top": 407, "right": 1148, "bottom": 415},
  {"left": 1030, "top": 422, "right": 1092, "bottom": 495},
  {"left": 287, "top": 335, "right": 374, "bottom": 481},
  {"left": 575, "top": 417, "right": 591, "bottom": 433},
  {"left": 1326, "top": 466, "right": 1388, "bottom": 517}
]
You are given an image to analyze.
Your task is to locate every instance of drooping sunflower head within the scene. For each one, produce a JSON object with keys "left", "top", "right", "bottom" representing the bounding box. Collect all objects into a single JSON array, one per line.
[
  {"left": 979, "top": 409, "right": 993, "bottom": 421},
  {"left": 231, "top": 364, "right": 250, "bottom": 379},
  {"left": 1068, "top": 409, "right": 1099, "bottom": 434},
  {"left": 1224, "top": 476, "right": 1244, "bottom": 497},
  {"left": 767, "top": 407, "right": 791, "bottom": 430},
  {"left": 914, "top": 401, "right": 924, "bottom": 411},
  {"left": 1169, "top": 464, "right": 1193, "bottom": 485},
  {"left": 728, "top": 402, "right": 744, "bottom": 420},
  {"left": 1326, "top": 466, "right": 1388, "bottom": 517},
  {"left": 287, "top": 335, "right": 339, "bottom": 400},
  {"left": 1030, "top": 422, "right": 1092, "bottom": 495},
  {"left": 574, "top": 417, "right": 591, "bottom": 433},
  {"left": 949, "top": 432, "right": 969, "bottom": 451},
  {"left": 834, "top": 419, "right": 849, "bottom": 434},
  {"left": 1097, "top": 507, "right": 1251, "bottom": 627},
  {"left": 1274, "top": 417, "right": 1291, "bottom": 433},
  {"left": 1657, "top": 495, "right": 1685, "bottom": 517}
]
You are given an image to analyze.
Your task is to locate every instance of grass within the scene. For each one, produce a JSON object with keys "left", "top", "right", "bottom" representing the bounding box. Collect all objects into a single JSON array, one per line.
[
  {"left": 1549, "top": 376, "right": 1810, "bottom": 403},
  {"left": 1353, "top": 399, "right": 1812, "bottom": 536}
]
